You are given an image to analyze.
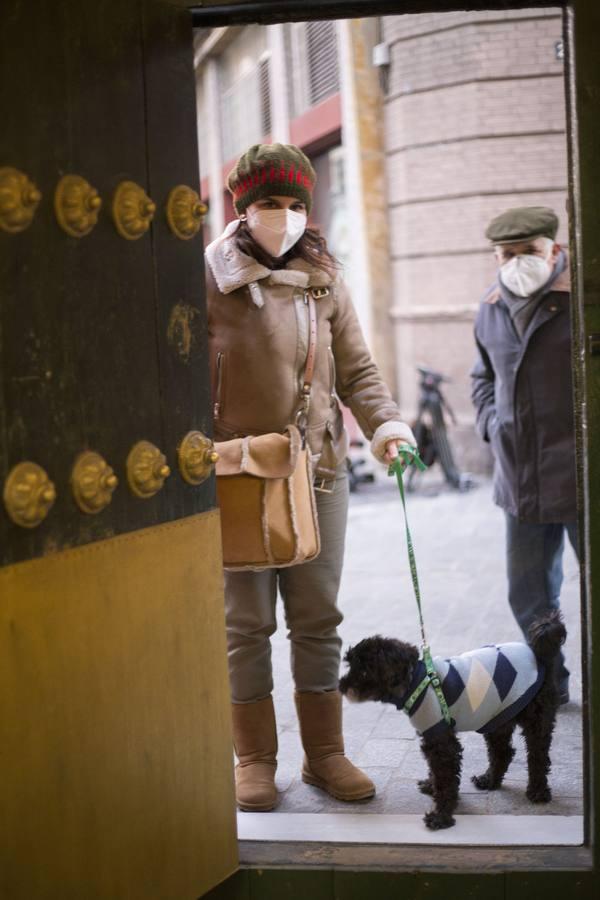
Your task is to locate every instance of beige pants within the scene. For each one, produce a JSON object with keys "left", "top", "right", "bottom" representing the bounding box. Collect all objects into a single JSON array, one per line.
[{"left": 224, "top": 466, "right": 349, "bottom": 703}]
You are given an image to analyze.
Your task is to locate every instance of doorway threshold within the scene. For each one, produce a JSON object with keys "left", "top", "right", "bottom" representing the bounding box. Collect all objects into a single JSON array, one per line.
[
  {"left": 237, "top": 811, "right": 584, "bottom": 845},
  {"left": 238, "top": 813, "right": 590, "bottom": 871}
]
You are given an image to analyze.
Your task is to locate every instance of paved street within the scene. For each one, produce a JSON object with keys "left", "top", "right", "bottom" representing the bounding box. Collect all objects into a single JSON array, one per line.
[{"left": 267, "top": 469, "right": 583, "bottom": 817}]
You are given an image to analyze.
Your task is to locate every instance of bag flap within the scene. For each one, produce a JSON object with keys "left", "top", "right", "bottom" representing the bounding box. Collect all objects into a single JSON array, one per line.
[{"left": 215, "top": 425, "right": 302, "bottom": 478}]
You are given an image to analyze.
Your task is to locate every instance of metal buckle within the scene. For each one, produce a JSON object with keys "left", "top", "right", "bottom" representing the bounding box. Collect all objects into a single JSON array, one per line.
[
  {"left": 314, "top": 477, "right": 335, "bottom": 494},
  {"left": 310, "top": 287, "right": 330, "bottom": 299}
]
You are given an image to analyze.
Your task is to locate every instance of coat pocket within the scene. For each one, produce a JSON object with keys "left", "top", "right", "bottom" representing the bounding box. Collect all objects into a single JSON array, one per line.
[{"left": 316, "top": 415, "right": 348, "bottom": 480}]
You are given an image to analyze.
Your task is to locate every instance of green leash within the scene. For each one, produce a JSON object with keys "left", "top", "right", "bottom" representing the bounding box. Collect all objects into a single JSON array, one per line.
[{"left": 388, "top": 450, "right": 452, "bottom": 725}]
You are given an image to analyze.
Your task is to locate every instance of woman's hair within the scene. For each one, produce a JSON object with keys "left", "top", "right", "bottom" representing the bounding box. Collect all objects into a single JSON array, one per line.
[{"left": 234, "top": 221, "right": 340, "bottom": 277}]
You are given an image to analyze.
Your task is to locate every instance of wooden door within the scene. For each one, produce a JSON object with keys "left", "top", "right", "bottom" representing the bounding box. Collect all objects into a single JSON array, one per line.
[{"left": 0, "top": 2, "right": 237, "bottom": 897}]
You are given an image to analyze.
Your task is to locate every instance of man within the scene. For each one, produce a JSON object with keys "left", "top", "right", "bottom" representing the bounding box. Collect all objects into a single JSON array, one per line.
[{"left": 471, "top": 206, "right": 577, "bottom": 704}]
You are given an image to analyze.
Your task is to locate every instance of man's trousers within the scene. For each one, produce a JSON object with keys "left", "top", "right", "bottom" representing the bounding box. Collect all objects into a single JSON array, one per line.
[{"left": 505, "top": 513, "right": 578, "bottom": 694}]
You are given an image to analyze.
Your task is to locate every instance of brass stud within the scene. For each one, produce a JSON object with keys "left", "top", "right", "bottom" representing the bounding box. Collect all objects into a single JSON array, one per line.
[
  {"left": 126, "top": 441, "right": 171, "bottom": 498},
  {"left": 3, "top": 462, "right": 56, "bottom": 528},
  {"left": 54, "top": 174, "right": 102, "bottom": 237},
  {"left": 166, "top": 185, "right": 207, "bottom": 240},
  {"left": 112, "top": 180, "right": 156, "bottom": 240},
  {"left": 0, "top": 167, "right": 42, "bottom": 233},
  {"left": 71, "top": 451, "right": 118, "bottom": 514},
  {"left": 178, "top": 430, "right": 218, "bottom": 485}
]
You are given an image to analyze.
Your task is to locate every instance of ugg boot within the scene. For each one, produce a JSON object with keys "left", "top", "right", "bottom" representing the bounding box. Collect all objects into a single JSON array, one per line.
[
  {"left": 231, "top": 696, "right": 278, "bottom": 811},
  {"left": 294, "top": 690, "right": 375, "bottom": 801}
]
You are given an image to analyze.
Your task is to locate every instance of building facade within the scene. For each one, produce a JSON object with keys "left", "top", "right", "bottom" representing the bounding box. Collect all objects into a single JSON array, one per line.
[
  {"left": 382, "top": 7, "right": 567, "bottom": 469},
  {"left": 194, "top": 7, "right": 567, "bottom": 472}
]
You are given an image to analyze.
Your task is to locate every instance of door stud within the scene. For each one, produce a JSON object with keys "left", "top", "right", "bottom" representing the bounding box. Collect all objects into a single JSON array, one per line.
[
  {"left": 112, "top": 180, "right": 155, "bottom": 240},
  {"left": 3, "top": 462, "right": 56, "bottom": 527},
  {"left": 0, "top": 167, "right": 42, "bottom": 233},
  {"left": 178, "top": 431, "right": 218, "bottom": 485},
  {"left": 166, "top": 185, "right": 206, "bottom": 240},
  {"left": 54, "top": 174, "right": 102, "bottom": 237},
  {"left": 71, "top": 451, "right": 118, "bottom": 514},
  {"left": 126, "top": 441, "right": 171, "bottom": 498}
]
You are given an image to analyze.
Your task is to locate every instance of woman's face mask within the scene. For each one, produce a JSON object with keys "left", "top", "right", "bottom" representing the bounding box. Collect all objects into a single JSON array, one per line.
[
  {"left": 246, "top": 207, "right": 307, "bottom": 258},
  {"left": 499, "top": 252, "right": 553, "bottom": 297}
]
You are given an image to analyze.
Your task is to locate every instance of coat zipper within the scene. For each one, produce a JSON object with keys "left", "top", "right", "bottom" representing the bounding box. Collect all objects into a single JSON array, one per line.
[
  {"left": 214, "top": 350, "right": 224, "bottom": 420},
  {"left": 327, "top": 345, "right": 336, "bottom": 402}
]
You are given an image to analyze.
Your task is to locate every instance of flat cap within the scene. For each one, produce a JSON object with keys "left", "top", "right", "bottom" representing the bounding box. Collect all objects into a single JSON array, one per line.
[{"left": 485, "top": 206, "right": 559, "bottom": 244}]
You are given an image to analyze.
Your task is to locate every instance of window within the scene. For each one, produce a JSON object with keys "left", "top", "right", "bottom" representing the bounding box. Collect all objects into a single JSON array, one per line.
[
  {"left": 285, "top": 20, "right": 340, "bottom": 116},
  {"left": 219, "top": 26, "right": 272, "bottom": 161}
]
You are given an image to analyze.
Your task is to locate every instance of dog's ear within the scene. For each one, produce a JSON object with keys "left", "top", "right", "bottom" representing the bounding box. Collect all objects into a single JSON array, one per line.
[
  {"left": 406, "top": 643, "right": 419, "bottom": 669},
  {"left": 345, "top": 636, "right": 381, "bottom": 663},
  {"left": 385, "top": 639, "right": 419, "bottom": 692},
  {"left": 343, "top": 645, "right": 355, "bottom": 664}
]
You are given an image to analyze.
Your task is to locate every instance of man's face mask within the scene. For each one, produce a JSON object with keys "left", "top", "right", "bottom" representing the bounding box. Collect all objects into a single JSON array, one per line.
[
  {"left": 246, "top": 208, "right": 307, "bottom": 258},
  {"left": 499, "top": 249, "right": 553, "bottom": 297}
]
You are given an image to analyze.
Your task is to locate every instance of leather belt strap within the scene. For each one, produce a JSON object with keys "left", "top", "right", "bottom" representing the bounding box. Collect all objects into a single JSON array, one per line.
[
  {"left": 295, "top": 288, "right": 321, "bottom": 444},
  {"left": 303, "top": 289, "right": 318, "bottom": 389}
]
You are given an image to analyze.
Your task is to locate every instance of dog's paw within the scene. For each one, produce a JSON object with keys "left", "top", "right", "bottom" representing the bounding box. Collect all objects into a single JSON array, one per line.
[
  {"left": 424, "top": 810, "right": 455, "bottom": 830},
  {"left": 471, "top": 772, "right": 501, "bottom": 791},
  {"left": 418, "top": 778, "right": 433, "bottom": 796},
  {"left": 526, "top": 784, "right": 552, "bottom": 804}
]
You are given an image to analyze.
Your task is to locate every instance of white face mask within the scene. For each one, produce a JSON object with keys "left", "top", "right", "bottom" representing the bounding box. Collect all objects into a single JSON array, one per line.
[
  {"left": 499, "top": 252, "right": 552, "bottom": 297},
  {"left": 246, "top": 208, "right": 307, "bottom": 258}
]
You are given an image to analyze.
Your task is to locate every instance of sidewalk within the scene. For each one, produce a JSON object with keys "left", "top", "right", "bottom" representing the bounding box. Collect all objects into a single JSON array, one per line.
[{"left": 268, "top": 472, "right": 583, "bottom": 818}]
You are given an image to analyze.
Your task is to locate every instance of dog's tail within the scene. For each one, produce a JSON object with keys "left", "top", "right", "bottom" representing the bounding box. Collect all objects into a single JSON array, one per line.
[{"left": 527, "top": 609, "right": 567, "bottom": 663}]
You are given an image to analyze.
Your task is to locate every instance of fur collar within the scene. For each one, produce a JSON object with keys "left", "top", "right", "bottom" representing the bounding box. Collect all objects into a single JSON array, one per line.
[{"left": 205, "top": 219, "right": 333, "bottom": 296}]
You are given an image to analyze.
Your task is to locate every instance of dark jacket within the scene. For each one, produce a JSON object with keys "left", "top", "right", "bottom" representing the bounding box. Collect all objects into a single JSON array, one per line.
[{"left": 470, "top": 258, "right": 576, "bottom": 523}]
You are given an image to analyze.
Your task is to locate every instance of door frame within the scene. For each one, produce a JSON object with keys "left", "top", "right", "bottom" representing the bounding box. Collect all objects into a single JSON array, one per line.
[{"left": 190, "top": 0, "right": 599, "bottom": 884}]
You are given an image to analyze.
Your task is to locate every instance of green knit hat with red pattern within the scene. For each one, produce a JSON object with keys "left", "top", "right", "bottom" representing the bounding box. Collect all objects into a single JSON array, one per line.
[{"left": 227, "top": 143, "right": 316, "bottom": 215}]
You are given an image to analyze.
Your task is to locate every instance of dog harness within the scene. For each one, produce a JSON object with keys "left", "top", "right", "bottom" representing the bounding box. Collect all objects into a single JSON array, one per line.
[{"left": 389, "top": 642, "right": 545, "bottom": 738}]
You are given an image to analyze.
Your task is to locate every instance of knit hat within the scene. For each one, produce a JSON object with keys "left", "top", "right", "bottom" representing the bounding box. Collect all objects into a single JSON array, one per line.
[
  {"left": 485, "top": 206, "right": 559, "bottom": 244},
  {"left": 227, "top": 143, "right": 316, "bottom": 215}
]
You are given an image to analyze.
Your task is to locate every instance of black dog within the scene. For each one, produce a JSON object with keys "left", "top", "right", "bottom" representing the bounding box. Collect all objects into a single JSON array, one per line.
[{"left": 339, "top": 611, "right": 566, "bottom": 830}]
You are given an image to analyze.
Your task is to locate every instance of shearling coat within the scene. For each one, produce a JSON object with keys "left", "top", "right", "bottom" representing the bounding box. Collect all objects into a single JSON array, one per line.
[
  {"left": 205, "top": 222, "right": 414, "bottom": 476},
  {"left": 470, "top": 255, "right": 576, "bottom": 523}
]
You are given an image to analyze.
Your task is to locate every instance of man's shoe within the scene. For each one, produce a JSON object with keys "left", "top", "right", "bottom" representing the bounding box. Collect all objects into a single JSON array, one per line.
[{"left": 558, "top": 687, "right": 570, "bottom": 706}]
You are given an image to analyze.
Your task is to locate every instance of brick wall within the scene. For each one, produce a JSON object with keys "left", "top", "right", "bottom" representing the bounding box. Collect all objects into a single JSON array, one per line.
[{"left": 382, "top": 8, "right": 567, "bottom": 473}]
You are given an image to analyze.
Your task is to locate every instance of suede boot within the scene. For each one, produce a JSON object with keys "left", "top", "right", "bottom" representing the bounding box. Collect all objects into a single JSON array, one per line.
[
  {"left": 294, "top": 690, "right": 375, "bottom": 801},
  {"left": 231, "top": 696, "right": 278, "bottom": 811}
]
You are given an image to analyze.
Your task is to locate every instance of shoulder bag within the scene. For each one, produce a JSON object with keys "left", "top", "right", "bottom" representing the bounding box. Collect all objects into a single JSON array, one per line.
[{"left": 214, "top": 289, "right": 321, "bottom": 571}]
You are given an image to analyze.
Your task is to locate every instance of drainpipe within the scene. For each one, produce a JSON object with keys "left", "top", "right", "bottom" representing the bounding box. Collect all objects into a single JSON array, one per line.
[
  {"left": 336, "top": 18, "right": 373, "bottom": 348},
  {"left": 336, "top": 17, "right": 396, "bottom": 396},
  {"left": 205, "top": 57, "right": 225, "bottom": 238}
]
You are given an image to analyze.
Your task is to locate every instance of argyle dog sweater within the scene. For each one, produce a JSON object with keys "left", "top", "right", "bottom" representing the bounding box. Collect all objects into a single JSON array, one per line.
[{"left": 390, "top": 643, "right": 545, "bottom": 738}]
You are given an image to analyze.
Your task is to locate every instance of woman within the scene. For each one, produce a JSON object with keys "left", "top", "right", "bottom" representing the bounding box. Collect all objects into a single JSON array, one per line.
[{"left": 205, "top": 143, "right": 415, "bottom": 812}]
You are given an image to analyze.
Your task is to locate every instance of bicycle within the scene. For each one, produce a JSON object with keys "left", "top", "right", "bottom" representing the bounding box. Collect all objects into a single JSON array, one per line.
[{"left": 408, "top": 365, "right": 475, "bottom": 493}]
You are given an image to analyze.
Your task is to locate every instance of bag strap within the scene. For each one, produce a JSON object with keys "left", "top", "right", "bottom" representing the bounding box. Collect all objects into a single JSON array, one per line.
[{"left": 295, "top": 288, "right": 319, "bottom": 443}]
